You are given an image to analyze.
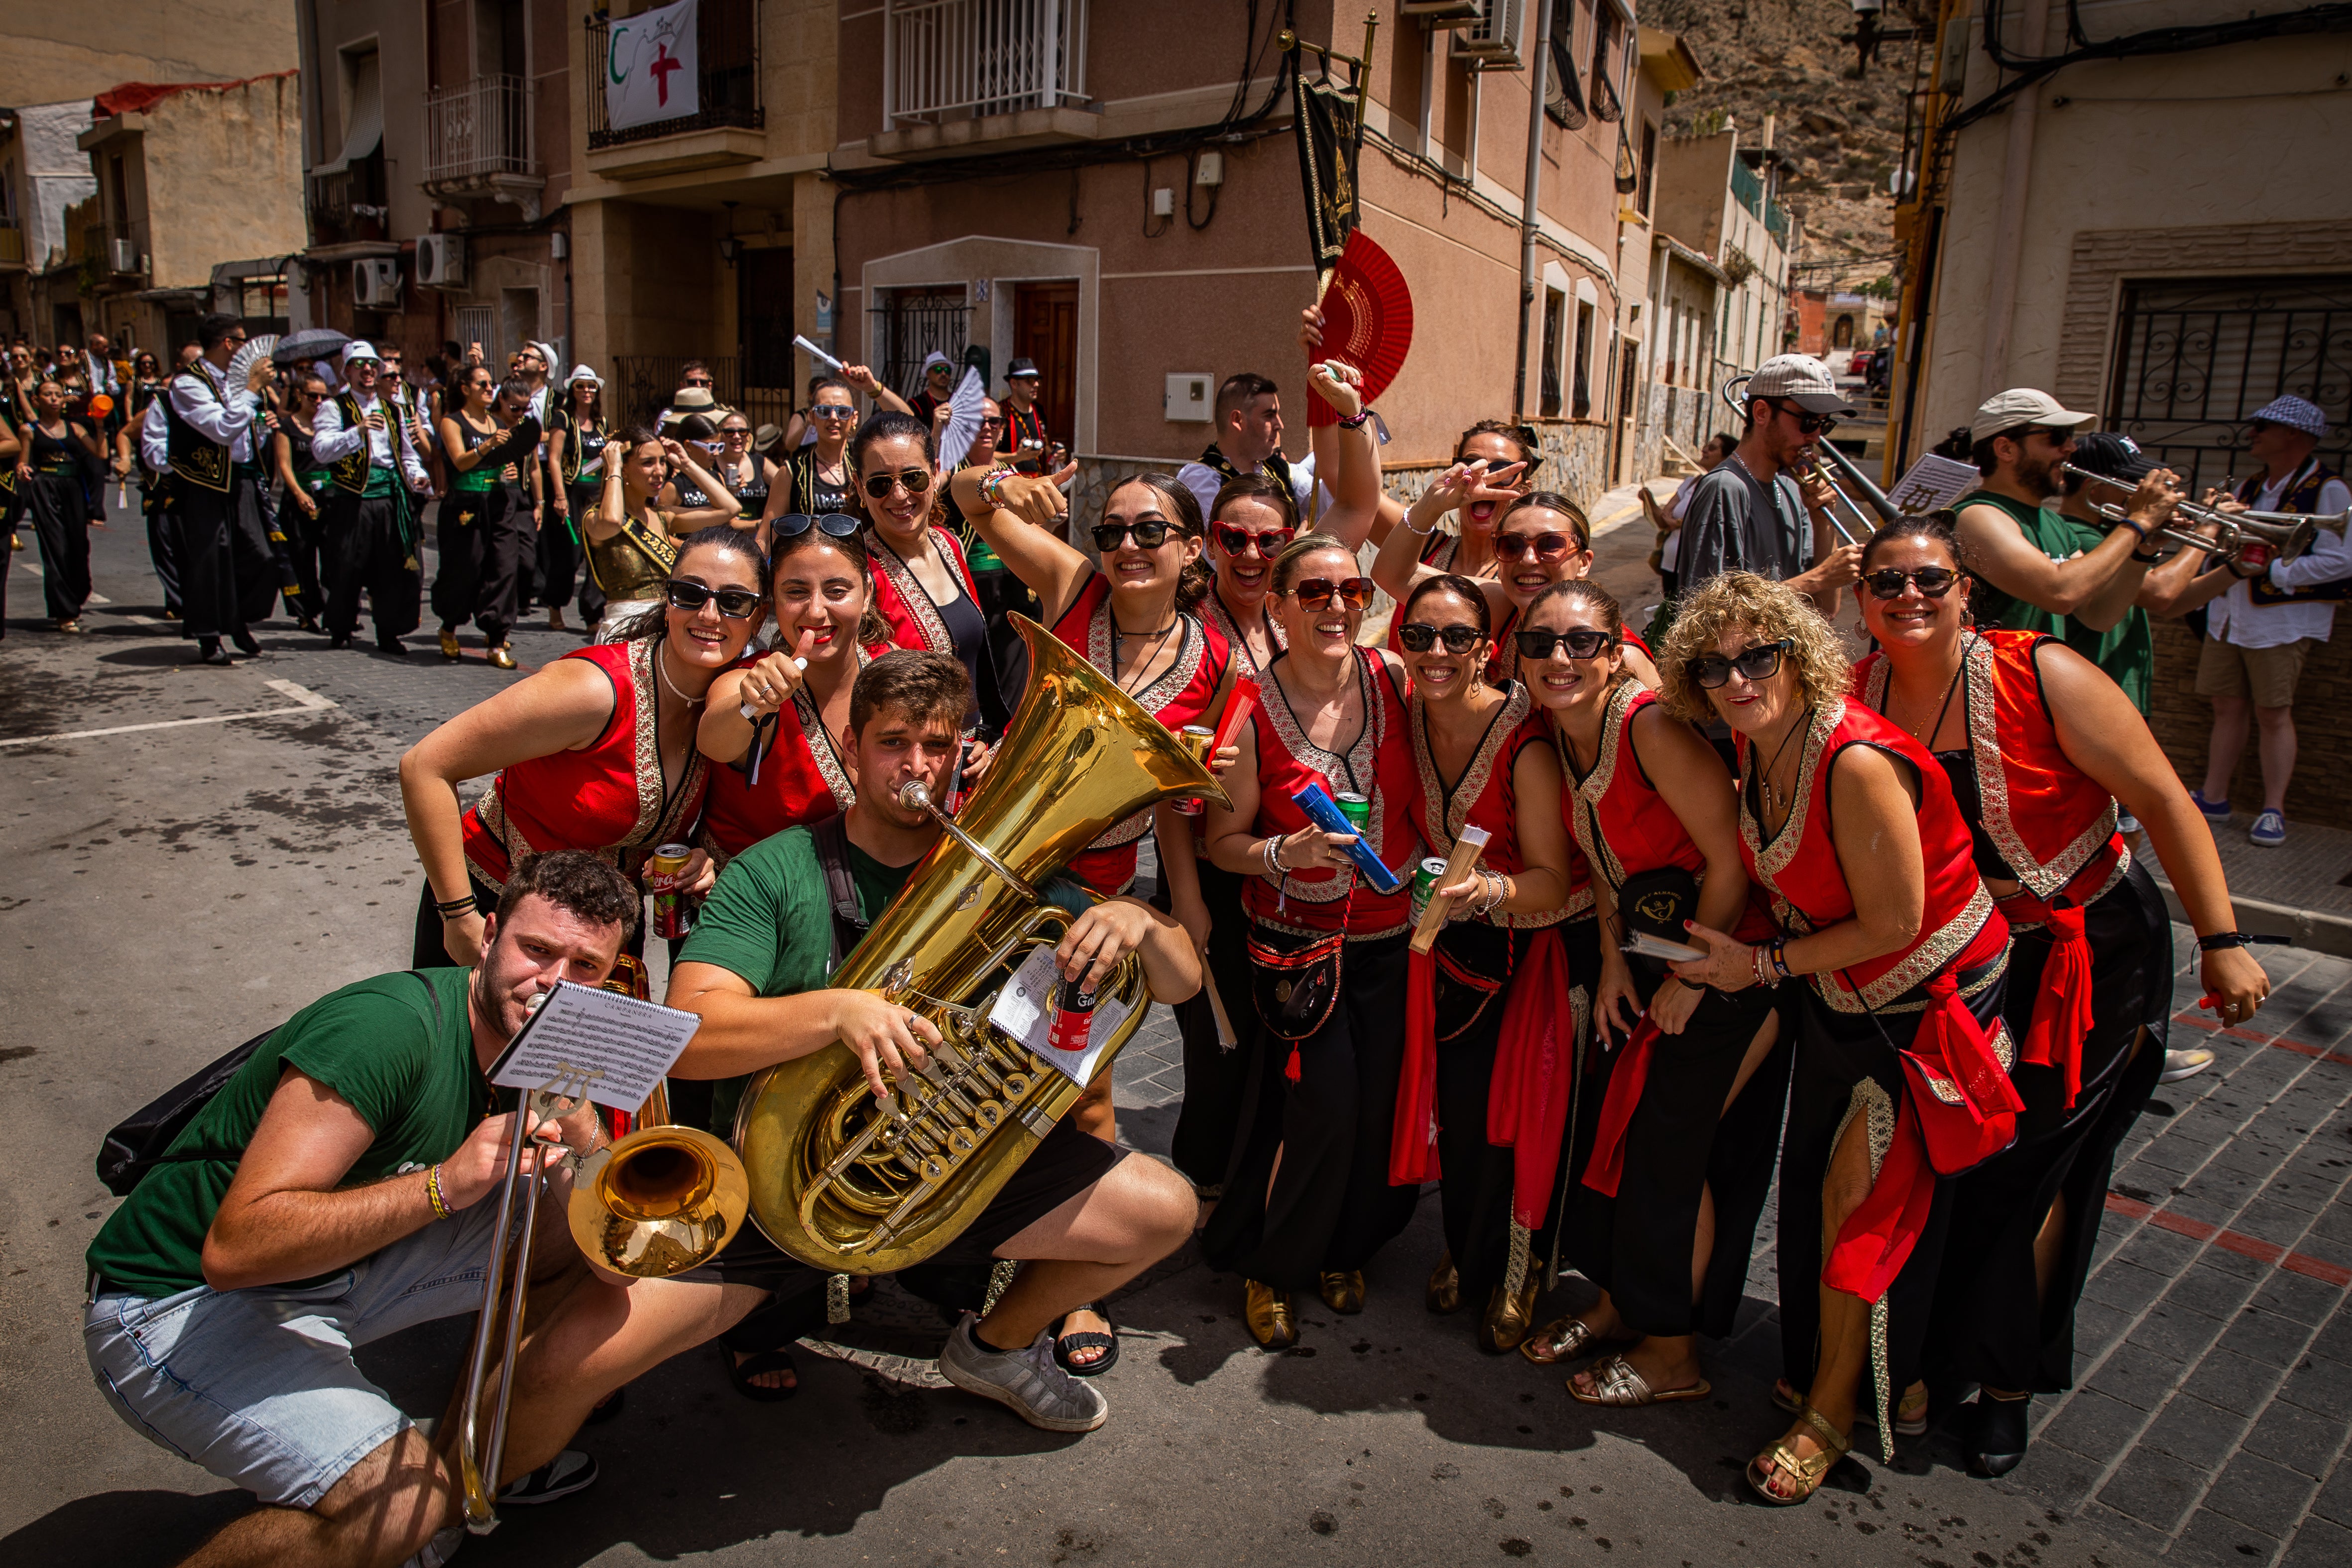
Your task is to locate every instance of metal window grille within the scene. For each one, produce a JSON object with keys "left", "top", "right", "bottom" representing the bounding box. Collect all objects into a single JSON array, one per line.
[
  {"left": 2104, "top": 274, "right": 2352, "bottom": 496},
  {"left": 874, "top": 290, "right": 971, "bottom": 400}
]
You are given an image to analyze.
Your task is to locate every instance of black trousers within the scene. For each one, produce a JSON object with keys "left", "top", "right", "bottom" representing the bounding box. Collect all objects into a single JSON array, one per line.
[
  {"left": 561, "top": 484, "right": 606, "bottom": 624},
  {"left": 1204, "top": 928, "right": 1417, "bottom": 1292},
  {"left": 23, "top": 472, "right": 91, "bottom": 621},
  {"left": 1777, "top": 955, "right": 2008, "bottom": 1418},
  {"left": 1427, "top": 923, "right": 1532, "bottom": 1304},
  {"left": 971, "top": 565, "right": 1038, "bottom": 712},
  {"left": 433, "top": 484, "right": 532, "bottom": 646},
  {"left": 142, "top": 484, "right": 182, "bottom": 615},
  {"left": 1930, "top": 862, "right": 2173, "bottom": 1393},
  {"left": 325, "top": 488, "right": 423, "bottom": 644},
  {"left": 1565, "top": 963, "right": 1788, "bottom": 1338},
  {"left": 281, "top": 485, "right": 329, "bottom": 620},
  {"left": 176, "top": 475, "right": 280, "bottom": 641},
  {"left": 1169, "top": 859, "right": 1259, "bottom": 1191}
]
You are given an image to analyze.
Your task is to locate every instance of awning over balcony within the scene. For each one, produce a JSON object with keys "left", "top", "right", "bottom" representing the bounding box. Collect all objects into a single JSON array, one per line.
[{"left": 317, "top": 53, "right": 381, "bottom": 175}]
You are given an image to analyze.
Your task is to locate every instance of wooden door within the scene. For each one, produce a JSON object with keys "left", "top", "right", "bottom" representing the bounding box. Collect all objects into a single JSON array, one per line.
[{"left": 1013, "top": 280, "right": 1078, "bottom": 451}]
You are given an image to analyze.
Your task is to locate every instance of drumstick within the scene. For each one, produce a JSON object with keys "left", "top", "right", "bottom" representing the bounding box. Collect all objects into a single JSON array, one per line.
[{"left": 1411, "top": 827, "right": 1491, "bottom": 956}]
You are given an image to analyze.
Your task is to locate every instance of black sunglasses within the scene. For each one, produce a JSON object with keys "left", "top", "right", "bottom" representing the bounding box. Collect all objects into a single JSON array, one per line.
[
  {"left": 1093, "top": 519, "right": 1176, "bottom": 551},
  {"left": 775, "top": 512, "right": 862, "bottom": 541},
  {"left": 1514, "top": 627, "right": 1614, "bottom": 661},
  {"left": 1686, "top": 638, "right": 1794, "bottom": 689},
  {"left": 1863, "top": 565, "right": 1961, "bottom": 601},
  {"left": 863, "top": 467, "right": 933, "bottom": 499},
  {"left": 665, "top": 580, "right": 765, "bottom": 619},
  {"left": 1761, "top": 398, "right": 1840, "bottom": 436},
  {"left": 978, "top": 416, "right": 1007, "bottom": 430},
  {"left": 1399, "top": 622, "right": 1485, "bottom": 655}
]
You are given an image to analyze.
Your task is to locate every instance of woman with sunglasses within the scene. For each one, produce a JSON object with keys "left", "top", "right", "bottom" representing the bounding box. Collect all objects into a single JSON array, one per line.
[
  {"left": 14, "top": 377, "right": 104, "bottom": 633},
  {"left": 1393, "top": 421, "right": 1540, "bottom": 580},
  {"left": 1374, "top": 484, "right": 1661, "bottom": 692},
  {"left": 543, "top": 365, "right": 610, "bottom": 633},
  {"left": 583, "top": 424, "right": 738, "bottom": 643},
  {"left": 1516, "top": 580, "right": 1789, "bottom": 1411},
  {"left": 1653, "top": 572, "right": 2017, "bottom": 1506},
  {"left": 850, "top": 410, "right": 1014, "bottom": 740},
  {"left": 710, "top": 412, "right": 774, "bottom": 528},
  {"left": 1852, "top": 516, "right": 2269, "bottom": 1479},
  {"left": 399, "top": 525, "right": 761, "bottom": 970},
  {"left": 696, "top": 517, "right": 890, "bottom": 864},
  {"left": 1384, "top": 575, "right": 1577, "bottom": 1353},
  {"left": 433, "top": 366, "right": 545, "bottom": 666},
  {"left": 763, "top": 372, "right": 887, "bottom": 524},
  {"left": 1195, "top": 534, "right": 1416, "bottom": 1349},
  {"left": 269, "top": 375, "right": 333, "bottom": 635}
]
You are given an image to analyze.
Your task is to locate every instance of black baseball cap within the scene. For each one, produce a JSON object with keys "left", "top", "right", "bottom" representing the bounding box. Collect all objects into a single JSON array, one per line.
[{"left": 2069, "top": 432, "right": 2157, "bottom": 482}]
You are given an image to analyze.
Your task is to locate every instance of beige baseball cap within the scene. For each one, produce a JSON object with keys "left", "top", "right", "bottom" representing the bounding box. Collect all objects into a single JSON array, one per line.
[
  {"left": 1970, "top": 387, "right": 2095, "bottom": 444},
  {"left": 1744, "top": 354, "right": 1856, "bottom": 416}
]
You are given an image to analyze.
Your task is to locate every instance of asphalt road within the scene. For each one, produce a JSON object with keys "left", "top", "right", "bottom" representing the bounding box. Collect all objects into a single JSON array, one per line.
[{"left": 3, "top": 495, "right": 2346, "bottom": 1568}]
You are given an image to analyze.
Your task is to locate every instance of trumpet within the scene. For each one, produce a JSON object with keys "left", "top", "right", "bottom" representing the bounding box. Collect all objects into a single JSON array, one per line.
[{"left": 2060, "top": 464, "right": 2347, "bottom": 563}]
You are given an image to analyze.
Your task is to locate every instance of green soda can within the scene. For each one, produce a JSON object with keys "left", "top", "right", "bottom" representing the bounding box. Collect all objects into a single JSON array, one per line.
[
  {"left": 1333, "top": 791, "right": 1371, "bottom": 832},
  {"left": 1411, "top": 857, "right": 1450, "bottom": 922}
]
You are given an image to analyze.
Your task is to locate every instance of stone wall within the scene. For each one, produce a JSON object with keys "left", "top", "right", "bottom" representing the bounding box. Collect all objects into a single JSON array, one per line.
[{"left": 2146, "top": 616, "right": 2352, "bottom": 824}]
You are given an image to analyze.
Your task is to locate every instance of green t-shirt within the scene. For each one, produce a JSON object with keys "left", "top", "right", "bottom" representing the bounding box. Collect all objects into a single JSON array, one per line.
[
  {"left": 88, "top": 967, "right": 487, "bottom": 1299},
  {"left": 1966, "top": 491, "right": 2078, "bottom": 638},
  {"left": 2047, "top": 512, "right": 2154, "bottom": 714},
  {"left": 673, "top": 825, "right": 1087, "bottom": 1134}
]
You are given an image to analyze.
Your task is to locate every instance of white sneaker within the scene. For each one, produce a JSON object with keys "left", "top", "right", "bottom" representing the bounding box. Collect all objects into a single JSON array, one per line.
[
  {"left": 937, "top": 1313, "right": 1108, "bottom": 1433},
  {"left": 2161, "top": 1047, "right": 2215, "bottom": 1084}
]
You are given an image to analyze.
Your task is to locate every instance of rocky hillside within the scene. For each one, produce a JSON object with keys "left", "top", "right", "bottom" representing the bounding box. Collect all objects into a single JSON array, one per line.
[{"left": 1643, "top": 0, "right": 1923, "bottom": 281}]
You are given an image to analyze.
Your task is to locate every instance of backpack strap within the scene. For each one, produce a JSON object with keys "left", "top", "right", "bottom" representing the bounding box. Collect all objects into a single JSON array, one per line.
[{"left": 807, "top": 815, "right": 870, "bottom": 972}]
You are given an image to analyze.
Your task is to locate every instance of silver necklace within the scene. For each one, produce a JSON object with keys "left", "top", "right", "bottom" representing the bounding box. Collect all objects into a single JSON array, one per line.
[{"left": 654, "top": 642, "right": 705, "bottom": 707}]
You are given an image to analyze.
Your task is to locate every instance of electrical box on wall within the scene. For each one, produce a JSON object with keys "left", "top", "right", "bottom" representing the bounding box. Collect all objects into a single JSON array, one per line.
[
  {"left": 1166, "top": 373, "right": 1212, "bottom": 423},
  {"left": 1194, "top": 152, "right": 1224, "bottom": 187}
]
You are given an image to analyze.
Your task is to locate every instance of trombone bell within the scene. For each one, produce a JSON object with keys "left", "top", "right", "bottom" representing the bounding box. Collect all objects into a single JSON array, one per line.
[{"left": 568, "top": 1117, "right": 751, "bottom": 1279}]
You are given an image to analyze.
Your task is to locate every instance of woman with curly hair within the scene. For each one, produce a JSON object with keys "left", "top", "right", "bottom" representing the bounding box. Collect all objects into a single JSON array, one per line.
[
  {"left": 1199, "top": 533, "right": 1416, "bottom": 1351},
  {"left": 1853, "top": 514, "right": 2269, "bottom": 1477},
  {"left": 1655, "top": 571, "right": 2017, "bottom": 1507},
  {"left": 1384, "top": 574, "right": 1577, "bottom": 1354},
  {"left": 1518, "top": 580, "right": 1789, "bottom": 1414}
]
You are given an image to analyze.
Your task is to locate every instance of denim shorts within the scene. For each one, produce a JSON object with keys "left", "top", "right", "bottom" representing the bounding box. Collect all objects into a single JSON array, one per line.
[{"left": 84, "top": 1197, "right": 505, "bottom": 1509}]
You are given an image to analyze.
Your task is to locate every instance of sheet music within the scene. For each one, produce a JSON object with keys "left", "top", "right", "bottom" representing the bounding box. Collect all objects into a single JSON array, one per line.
[
  {"left": 987, "top": 946, "right": 1136, "bottom": 1086},
  {"left": 1883, "top": 454, "right": 1981, "bottom": 515},
  {"left": 487, "top": 981, "right": 702, "bottom": 1109}
]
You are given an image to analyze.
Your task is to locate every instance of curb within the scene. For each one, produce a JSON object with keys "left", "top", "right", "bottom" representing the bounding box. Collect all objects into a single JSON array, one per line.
[{"left": 2151, "top": 875, "right": 2352, "bottom": 959}]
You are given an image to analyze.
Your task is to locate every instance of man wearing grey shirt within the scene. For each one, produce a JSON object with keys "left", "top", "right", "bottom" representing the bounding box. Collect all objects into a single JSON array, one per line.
[{"left": 1676, "top": 355, "right": 1863, "bottom": 615}]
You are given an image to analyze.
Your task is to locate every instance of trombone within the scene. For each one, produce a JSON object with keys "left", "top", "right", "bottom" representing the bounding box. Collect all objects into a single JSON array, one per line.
[
  {"left": 453, "top": 1002, "right": 748, "bottom": 1536},
  {"left": 2060, "top": 464, "right": 2349, "bottom": 563}
]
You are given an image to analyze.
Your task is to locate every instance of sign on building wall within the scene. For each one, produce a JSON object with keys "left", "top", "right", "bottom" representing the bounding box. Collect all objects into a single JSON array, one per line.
[{"left": 605, "top": 0, "right": 700, "bottom": 132}]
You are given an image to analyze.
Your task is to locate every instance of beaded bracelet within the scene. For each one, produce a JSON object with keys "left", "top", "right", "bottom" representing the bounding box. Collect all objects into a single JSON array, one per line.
[
  {"left": 978, "top": 467, "right": 1015, "bottom": 509},
  {"left": 1769, "top": 938, "right": 1792, "bottom": 980},
  {"left": 1337, "top": 409, "right": 1372, "bottom": 430},
  {"left": 1262, "top": 836, "right": 1288, "bottom": 879},
  {"left": 425, "top": 1164, "right": 453, "bottom": 1221},
  {"left": 436, "top": 894, "right": 476, "bottom": 920}
]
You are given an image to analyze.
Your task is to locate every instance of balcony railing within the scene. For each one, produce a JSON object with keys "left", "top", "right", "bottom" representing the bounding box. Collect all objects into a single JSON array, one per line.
[
  {"left": 587, "top": 0, "right": 763, "bottom": 150},
  {"left": 1730, "top": 157, "right": 1763, "bottom": 219},
  {"left": 426, "top": 75, "right": 538, "bottom": 187},
  {"left": 884, "top": 0, "right": 1088, "bottom": 126}
]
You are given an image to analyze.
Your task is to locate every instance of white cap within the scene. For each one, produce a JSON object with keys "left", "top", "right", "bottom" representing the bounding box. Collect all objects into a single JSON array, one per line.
[
  {"left": 566, "top": 362, "right": 602, "bottom": 387},
  {"left": 1742, "top": 354, "right": 1856, "bottom": 416},
  {"left": 1970, "top": 387, "right": 2095, "bottom": 444},
  {"left": 341, "top": 340, "right": 380, "bottom": 366}
]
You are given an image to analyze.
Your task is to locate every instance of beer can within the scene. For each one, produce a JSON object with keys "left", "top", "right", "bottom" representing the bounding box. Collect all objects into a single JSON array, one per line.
[
  {"left": 1047, "top": 973, "right": 1098, "bottom": 1057},
  {"left": 1174, "top": 724, "right": 1215, "bottom": 816},
  {"left": 647, "top": 843, "right": 696, "bottom": 940},
  {"left": 1411, "top": 857, "right": 1450, "bottom": 922},
  {"left": 2238, "top": 540, "right": 2273, "bottom": 571},
  {"left": 1334, "top": 791, "right": 1371, "bottom": 831}
]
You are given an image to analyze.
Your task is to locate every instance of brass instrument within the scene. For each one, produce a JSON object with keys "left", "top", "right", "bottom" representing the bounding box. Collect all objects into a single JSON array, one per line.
[
  {"left": 2061, "top": 463, "right": 2349, "bottom": 563},
  {"left": 568, "top": 1083, "right": 750, "bottom": 1279},
  {"left": 734, "top": 615, "right": 1228, "bottom": 1275}
]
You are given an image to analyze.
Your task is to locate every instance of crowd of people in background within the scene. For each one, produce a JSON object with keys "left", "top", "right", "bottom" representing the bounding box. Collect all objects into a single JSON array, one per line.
[{"left": 40, "top": 318, "right": 2343, "bottom": 1564}]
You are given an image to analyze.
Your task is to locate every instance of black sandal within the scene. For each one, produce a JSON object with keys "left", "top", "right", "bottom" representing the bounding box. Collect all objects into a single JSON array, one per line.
[
  {"left": 722, "top": 1345, "right": 800, "bottom": 1402},
  {"left": 1052, "top": 1306, "right": 1119, "bottom": 1378}
]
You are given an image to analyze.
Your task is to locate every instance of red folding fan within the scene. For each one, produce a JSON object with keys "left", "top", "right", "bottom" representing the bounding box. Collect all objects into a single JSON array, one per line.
[{"left": 1306, "top": 230, "right": 1414, "bottom": 428}]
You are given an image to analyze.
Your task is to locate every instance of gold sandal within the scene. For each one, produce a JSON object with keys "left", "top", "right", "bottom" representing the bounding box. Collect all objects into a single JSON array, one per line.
[
  {"left": 1567, "top": 1353, "right": 1711, "bottom": 1407},
  {"left": 1478, "top": 1280, "right": 1539, "bottom": 1354},
  {"left": 1747, "top": 1406, "right": 1851, "bottom": 1506},
  {"left": 1520, "top": 1314, "right": 1612, "bottom": 1366}
]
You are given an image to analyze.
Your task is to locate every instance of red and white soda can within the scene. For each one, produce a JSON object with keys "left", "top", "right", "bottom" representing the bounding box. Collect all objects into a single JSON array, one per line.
[{"left": 647, "top": 843, "right": 696, "bottom": 940}]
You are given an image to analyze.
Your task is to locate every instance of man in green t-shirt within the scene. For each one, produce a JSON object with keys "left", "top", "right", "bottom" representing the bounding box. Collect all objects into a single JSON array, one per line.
[
  {"left": 1953, "top": 388, "right": 2176, "bottom": 637},
  {"left": 583, "top": 650, "right": 1201, "bottom": 1434},
  {"left": 84, "top": 851, "right": 641, "bottom": 1566}
]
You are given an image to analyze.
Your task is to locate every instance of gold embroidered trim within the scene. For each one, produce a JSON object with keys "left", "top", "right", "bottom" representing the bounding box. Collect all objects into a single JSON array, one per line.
[
  {"left": 1205, "top": 586, "right": 1284, "bottom": 678},
  {"left": 1814, "top": 884, "right": 2000, "bottom": 1013},
  {"left": 1963, "top": 636, "right": 2116, "bottom": 899},
  {"left": 1412, "top": 685, "right": 1530, "bottom": 854},
  {"left": 869, "top": 528, "right": 954, "bottom": 655},
  {"left": 1085, "top": 595, "right": 1209, "bottom": 852},
  {"left": 1740, "top": 697, "right": 1845, "bottom": 886},
  {"left": 1250, "top": 915, "right": 1412, "bottom": 942},
  {"left": 1565, "top": 682, "right": 1643, "bottom": 893},
  {"left": 1255, "top": 652, "right": 1391, "bottom": 905},
  {"left": 795, "top": 686, "right": 859, "bottom": 814},
  {"left": 624, "top": 641, "right": 667, "bottom": 847}
]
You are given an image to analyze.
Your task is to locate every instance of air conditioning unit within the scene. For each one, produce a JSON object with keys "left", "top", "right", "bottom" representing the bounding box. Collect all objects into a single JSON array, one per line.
[
  {"left": 1452, "top": 0, "right": 1525, "bottom": 67},
  {"left": 353, "top": 257, "right": 402, "bottom": 309},
  {"left": 1400, "top": 1, "right": 1483, "bottom": 20},
  {"left": 108, "top": 238, "right": 140, "bottom": 275},
  {"left": 415, "top": 233, "right": 466, "bottom": 290}
]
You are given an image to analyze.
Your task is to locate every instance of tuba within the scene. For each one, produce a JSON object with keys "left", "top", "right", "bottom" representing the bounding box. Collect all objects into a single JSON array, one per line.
[{"left": 733, "top": 615, "right": 1228, "bottom": 1274}]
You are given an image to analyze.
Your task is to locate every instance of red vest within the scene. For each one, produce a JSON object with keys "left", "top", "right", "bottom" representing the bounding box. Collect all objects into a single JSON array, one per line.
[
  {"left": 1409, "top": 685, "right": 1565, "bottom": 929},
  {"left": 1052, "top": 571, "right": 1231, "bottom": 894},
  {"left": 867, "top": 525, "right": 984, "bottom": 657},
  {"left": 1565, "top": 683, "right": 1773, "bottom": 942},
  {"left": 695, "top": 653, "right": 864, "bottom": 862},
  {"left": 1854, "top": 629, "right": 2126, "bottom": 911},
  {"left": 1739, "top": 697, "right": 2003, "bottom": 1013},
  {"left": 1243, "top": 648, "right": 1416, "bottom": 937},
  {"left": 462, "top": 640, "right": 708, "bottom": 890},
  {"left": 1204, "top": 579, "right": 1286, "bottom": 680}
]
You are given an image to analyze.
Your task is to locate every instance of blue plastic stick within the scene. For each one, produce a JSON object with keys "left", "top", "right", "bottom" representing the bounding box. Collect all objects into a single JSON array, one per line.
[{"left": 1288, "top": 784, "right": 1406, "bottom": 894}]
